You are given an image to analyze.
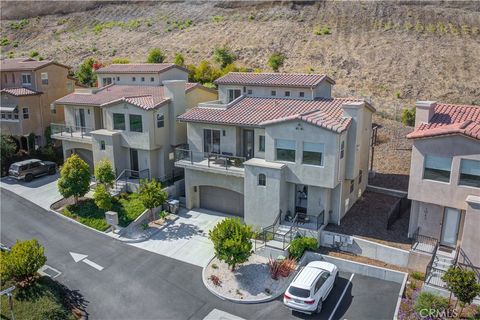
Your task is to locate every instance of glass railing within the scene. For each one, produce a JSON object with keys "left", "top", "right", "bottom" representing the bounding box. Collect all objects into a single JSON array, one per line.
[
  {"left": 51, "top": 123, "right": 94, "bottom": 139},
  {"left": 174, "top": 148, "right": 246, "bottom": 170}
]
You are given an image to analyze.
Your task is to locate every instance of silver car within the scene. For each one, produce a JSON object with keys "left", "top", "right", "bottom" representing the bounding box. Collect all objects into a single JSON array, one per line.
[{"left": 9, "top": 159, "right": 57, "bottom": 182}]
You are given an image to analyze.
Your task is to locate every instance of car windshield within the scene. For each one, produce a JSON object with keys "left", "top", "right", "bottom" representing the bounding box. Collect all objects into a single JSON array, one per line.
[
  {"left": 10, "top": 164, "right": 20, "bottom": 172},
  {"left": 288, "top": 286, "right": 310, "bottom": 298}
]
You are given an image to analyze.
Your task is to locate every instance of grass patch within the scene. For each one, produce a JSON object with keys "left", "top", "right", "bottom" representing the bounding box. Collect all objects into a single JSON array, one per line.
[
  {"left": 1, "top": 277, "right": 75, "bottom": 320},
  {"left": 116, "top": 192, "right": 146, "bottom": 226},
  {"left": 314, "top": 25, "right": 331, "bottom": 35},
  {"left": 212, "top": 15, "right": 224, "bottom": 23},
  {"left": 9, "top": 19, "right": 29, "bottom": 30},
  {"left": 0, "top": 37, "right": 11, "bottom": 46},
  {"left": 165, "top": 19, "right": 193, "bottom": 32},
  {"left": 92, "top": 19, "right": 142, "bottom": 34}
]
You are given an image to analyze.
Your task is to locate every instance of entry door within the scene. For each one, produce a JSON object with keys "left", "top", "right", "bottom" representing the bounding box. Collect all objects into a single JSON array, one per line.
[
  {"left": 75, "top": 109, "right": 86, "bottom": 128},
  {"left": 130, "top": 149, "right": 139, "bottom": 176},
  {"left": 243, "top": 130, "right": 254, "bottom": 159},
  {"left": 440, "top": 208, "right": 461, "bottom": 247}
]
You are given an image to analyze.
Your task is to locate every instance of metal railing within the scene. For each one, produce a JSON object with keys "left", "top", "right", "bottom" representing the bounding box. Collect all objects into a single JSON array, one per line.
[
  {"left": 114, "top": 168, "right": 150, "bottom": 191},
  {"left": 174, "top": 148, "right": 246, "bottom": 170},
  {"left": 51, "top": 123, "right": 94, "bottom": 139},
  {"left": 457, "top": 248, "right": 480, "bottom": 283},
  {"left": 411, "top": 227, "right": 438, "bottom": 254},
  {"left": 424, "top": 240, "right": 440, "bottom": 284}
]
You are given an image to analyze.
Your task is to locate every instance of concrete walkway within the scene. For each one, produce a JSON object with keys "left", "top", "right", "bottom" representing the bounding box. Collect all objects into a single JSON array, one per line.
[{"left": 129, "top": 208, "right": 226, "bottom": 267}]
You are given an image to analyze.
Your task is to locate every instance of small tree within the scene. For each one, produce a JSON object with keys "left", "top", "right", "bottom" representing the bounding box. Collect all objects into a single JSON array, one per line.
[
  {"left": 268, "top": 52, "right": 286, "bottom": 72},
  {"left": 174, "top": 53, "right": 185, "bottom": 66},
  {"left": 75, "top": 57, "right": 97, "bottom": 87},
  {"left": 208, "top": 218, "right": 253, "bottom": 271},
  {"left": 58, "top": 154, "right": 91, "bottom": 204},
  {"left": 147, "top": 48, "right": 166, "bottom": 63},
  {"left": 138, "top": 179, "right": 167, "bottom": 220},
  {"left": 401, "top": 107, "right": 416, "bottom": 127},
  {"left": 111, "top": 57, "right": 130, "bottom": 64},
  {"left": 94, "top": 159, "right": 115, "bottom": 190},
  {"left": 1, "top": 134, "right": 17, "bottom": 172},
  {"left": 442, "top": 266, "right": 480, "bottom": 316},
  {"left": 2, "top": 239, "right": 47, "bottom": 284},
  {"left": 213, "top": 46, "right": 236, "bottom": 69},
  {"left": 94, "top": 184, "right": 112, "bottom": 211}
]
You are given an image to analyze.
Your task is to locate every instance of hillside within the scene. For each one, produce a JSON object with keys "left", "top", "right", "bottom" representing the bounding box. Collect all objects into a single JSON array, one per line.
[{"left": 1, "top": 1, "right": 480, "bottom": 114}]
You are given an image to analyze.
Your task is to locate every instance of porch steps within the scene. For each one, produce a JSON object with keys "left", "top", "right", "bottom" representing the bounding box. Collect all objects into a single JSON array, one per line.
[
  {"left": 425, "top": 248, "right": 456, "bottom": 289},
  {"left": 110, "top": 180, "right": 127, "bottom": 196}
]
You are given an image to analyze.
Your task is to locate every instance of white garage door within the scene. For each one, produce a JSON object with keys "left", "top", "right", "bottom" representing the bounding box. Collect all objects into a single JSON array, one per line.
[{"left": 199, "top": 186, "right": 244, "bottom": 217}]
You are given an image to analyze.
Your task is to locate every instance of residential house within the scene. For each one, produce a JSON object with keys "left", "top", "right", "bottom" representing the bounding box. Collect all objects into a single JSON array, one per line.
[
  {"left": 407, "top": 101, "right": 480, "bottom": 275},
  {"left": 0, "top": 58, "right": 75, "bottom": 149},
  {"left": 176, "top": 72, "right": 375, "bottom": 231}
]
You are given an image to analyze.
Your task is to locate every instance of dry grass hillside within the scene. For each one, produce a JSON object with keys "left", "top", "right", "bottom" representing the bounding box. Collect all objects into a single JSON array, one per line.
[{"left": 1, "top": 1, "right": 480, "bottom": 115}]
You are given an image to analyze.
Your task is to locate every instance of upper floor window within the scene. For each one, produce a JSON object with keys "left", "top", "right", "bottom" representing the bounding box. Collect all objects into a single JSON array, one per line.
[
  {"left": 299, "top": 92, "right": 305, "bottom": 98},
  {"left": 247, "top": 89, "right": 252, "bottom": 95},
  {"left": 116, "top": 76, "right": 120, "bottom": 81},
  {"left": 129, "top": 114, "right": 143, "bottom": 132},
  {"left": 23, "top": 107, "right": 29, "bottom": 119},
  {"left": 102, "top": 77, "right": 112, "bottom": 87},
  {"left": 275, "top": 139, "right": 295, "bottom": 162},
  {"left": 141, "top": 77, "right": 145, "bottom": 82},
  {"left": 41, "top": 72, "right": 48, "bottom": 85},
  {"left": 459, "top": 159, "right": 480, "bottom": 188},
  {"left": 100, "top": 140, "right": 106, "bottom": 150},
  {"left": 132, "top": 77, "right": 136, "bottom": 82},
  {"left": 271, "top": 90, "right": 276, "bottom": 96},
  {"left": 285, "top": 91, "right": 290, "bottom": 97},
  {"left": 12, "top": 73, "right": 15, "bottom": 83},
  {"left": 150, "top": 77, "right": 155, "bottom": 82},
  {"left": 228, "top": 89, "right": 241, "bottom": 103},
  {"left": 243, "top": 86, "right": 246, "bottom": 93},
  {"left": 302, "top": 142, "right": 324, "bottom": 166},
  {"left": 340, "top": 141, "right": 345, "bottom": 159},
  {"left": 113, "top": 113, "right": 126, "bottom": 130},
  {"left": 258, "top": 173, "right": 266, "bottom": 186},
  {"left": 204, "top": 129, "right": 221, "bottom": 154},
  {"left": 258, "top": 135, "right": 265, "bottom": 152},
  {"left": 22, "top": 74, "right": 31, "bottom": 85},
  {"left": 157, "top": 114, "right": 164, "bottom": 128},
  {"left": 423, "top": 154, "right": 452, "bottom": 183}
]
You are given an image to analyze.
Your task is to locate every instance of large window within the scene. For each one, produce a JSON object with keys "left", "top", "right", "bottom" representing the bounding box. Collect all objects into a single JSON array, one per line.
[
  {"left": 41, "top": 72, "right": 48, "bottom": 85},
  {"left": 203, "top": 129, "right": 221, "bottom": 154},
  {"left": 22, "top": 107, "right": 29, "bottom": 119},
  {"left": 276, "top": 139, "right": 296, "bottom": 162},
  {"left": 157, "top": 114, "right": 164, "bottom": 128},
  {"left": 459, "top": 159, "right": 480, "bottom": 188},
  {"left": 22, "top": 74, "right": 31, "bottom": 85},
  {"left": 423, "top": 154, "right": 452, "bottom": 183},
  {"left": 258, "top": 135, "right": 265, "bottom": 152},
  {"left": 129, "top": 114, "right": 143, "bottom": 132},
  {"left": 302, "top": 142, "right": 324, "bottom": 166},
  {"left": 113, "top": 113, "right": 126, "bottom": 130},
  {"left": 227, "top": 89, "right": 241, "bottom": 103}
]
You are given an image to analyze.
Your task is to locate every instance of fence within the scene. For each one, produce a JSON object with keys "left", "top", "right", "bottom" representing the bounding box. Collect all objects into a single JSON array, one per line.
[{"left": 387, "top": 197, "right": 411, "bottom": 230}]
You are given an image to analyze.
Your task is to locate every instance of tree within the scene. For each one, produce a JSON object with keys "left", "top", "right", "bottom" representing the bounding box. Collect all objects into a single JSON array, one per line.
[
  {"left": 94, "top": 184, "right": 112, "bottom": 211},
  {"left": 174, "top": 53, "right": 185, "bottom": 66},
  {"left": 1, "top": 239, "right": 47, "bottom": 283},
  {"left": 94, "top": 159, "right": 115, "bottom": 190},
  {"left": 401, "top": 107, "right": 416, "bottom": 127},
  {"left": 188, "top": 60, "right": 222, "bottom": 84},
  {"left": 268, "top": 52, "right": 286, "bottom": 72},
  {"left": 75, "top": 57, "right": 97, "bottom": 87},
  {"left": 138, "top": 179, "right": 167, "bottom": 220},
  {"left": 1, "top": 134, "right": 17, "bottom": 168},
  {"left": 442, "top": 266, "right": 480, "bottom": 316},
  {"left": 213, "top": 46, "right": 236, "bottom": 69},
  {"left": 147, "top": 48, "right": 166, "bottom": 63},
  {"left": 208, "top": 218, "right": 253, "bottom": 271},
  {"left": 111, "top": 57, "right": 130, "bottom": 64},
  {"left": 58, "top": 154, "right": 91, "bottom": 204}
]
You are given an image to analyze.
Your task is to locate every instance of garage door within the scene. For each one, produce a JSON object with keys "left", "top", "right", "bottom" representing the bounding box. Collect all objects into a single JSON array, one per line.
[
  {"left": 74, "top": 149, "right": 94, "bottom": 172},
  {"left": 199, "top": 186, "right": 244, "bottom": 217}
]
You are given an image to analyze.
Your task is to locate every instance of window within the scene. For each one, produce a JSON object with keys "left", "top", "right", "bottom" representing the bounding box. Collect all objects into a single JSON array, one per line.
[
  {"left": 41, "top": 72, "right": 48, "bottom": 85},
  {"left": 12, "top": 74, "right": 15, "bottom": 83},
  {"left": 150, "top": 77, "right": 155, "bottom": 82},
  {"left": 299, "top": 92, "right": 305, "bottom": 98},
  {"left": 258, "top": 173, "right": 266, "bottom": 186},
  {"left": 227, "top": 89, "right": 241, "bottom": 102},
  {"left": 459, "top": 159, "right": 480, "bottom": 188},
  {"left": 22, "top": 74, "right": 31, "bottom": 85},
  {"left": 100, "top": 140, "right": 105, "bottom": 150},
  {"left": 22, "top": 107, "right": 29, "bottom": 119},
  {"left": 359, "top": 170, "right": 363, "bottom": 184},
  {"left": 315, "top": 272, "right": 329, "bottom": 293},
  {"left": 258, "top": 135, "right": 265, "bottom": 152},
  {"left": 203, "top": 129, "right": 221, "bottom": 153},
  {"left": 271, "top": 90, "right": 276, "bottom": 96},
  {"left": 243, "top": 86, "right": 246, "bottom": 93},
  {"left": 350, "top": 180, "right": 354, "bottom": 193},
  {"left": 285, "top": 91, "right": 290, "bottom": 97},
  {"left": 3, "top": 74, "right": 7, "bottom": 83},
  {"left": 423, "top": 154, "right": 452, "bottom": 183},
  {"left": 50, "top": 104, "right": 57, "bottom": 114},
  {"left": 129, "top": 114, "right": 143, "bottom": 132},
  {"left": 275, "top": 139, "right": 296, "bottom": 162},
  {"left": 141, "top": 77, "right": 145, "bottom": 82},
  {"left": 132, "top": 77, "right": 136, "bottom": 82},
  {"left": 113, "top": 113, "right": 126, "bottom": 130},
  {"left": 247, "top": 89, "right": 252, "bottom": 95},
  {"left": 102, "top": 77, "right": 112, "bottom": 86},
  {"left": 302, "top": 142, "right": 324, "bottom": 166},
  {"left": 116, "top": 76, "right": 120, "bottom": 81},
  {"left": 157, "top": 114, "right": 164, "bottom": 128},
  {"left": 340, "top": 141, "right": 345, "bottom": 159}
]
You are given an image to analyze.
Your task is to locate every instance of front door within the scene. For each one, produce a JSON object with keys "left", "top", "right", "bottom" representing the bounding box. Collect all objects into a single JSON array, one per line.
[
  {"left": 130, "top": 149, "right": 139, "bottom": 177},
  {"left": 75, "top": 109, "right": 86, "bottom": 128},
  {"left": 440, "top": 207, "right": 461, "bottom": 247},
  {"left": 243, "top": 130, "right": 254, "bottom": 159}
]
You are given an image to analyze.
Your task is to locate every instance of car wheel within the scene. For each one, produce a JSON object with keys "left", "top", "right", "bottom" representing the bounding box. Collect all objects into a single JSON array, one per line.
[
  {"left": 25, "top": 174, "right": 33, "bottom": 182},
  {"left": 48, "top": 167, "right": 56, "bottom": 175},
  {"left": 316, "top": 299, "right": 323, "bottom": 314}
]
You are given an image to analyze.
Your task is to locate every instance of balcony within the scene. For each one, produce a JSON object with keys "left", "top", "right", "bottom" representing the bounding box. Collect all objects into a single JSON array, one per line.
[
  {"left": 50, "top": 123, "right": 94, "bottom": 143},
  {"left": 174, "top": 148, "right": 246, "bottom": 177}
]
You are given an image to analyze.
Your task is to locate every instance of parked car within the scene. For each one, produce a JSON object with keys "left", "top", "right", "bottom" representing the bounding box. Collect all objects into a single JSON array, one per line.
[
  {"left": 8, "top": 159, "right": 57, "bottom": 182},
  {"left": 284, "top": 261, "right": 338, "bottom": 314}
]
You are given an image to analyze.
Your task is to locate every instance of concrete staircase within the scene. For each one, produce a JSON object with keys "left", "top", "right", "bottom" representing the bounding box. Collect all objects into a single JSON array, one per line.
[
  {"left": 425, "top": 248, "right": 456, "bottom": 288},
  {"left": 110, "top": 180, "right": 127, "bottom": 196}
]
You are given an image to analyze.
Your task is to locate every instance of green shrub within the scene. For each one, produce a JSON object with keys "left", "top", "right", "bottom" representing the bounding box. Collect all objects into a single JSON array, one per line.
[
  {"left": 288, "top": 237, "right": 318, "bottom": 259},
  {"left": 29, "top": 50, "right": 39, "bottom": 58},
  {"left": 111, "top": 57, "right": 130, "bottom": 64},
  {"left": 117, "top": 192, "right": 146, "bottom": 224},
  {"left": 212, "top": 15, "right": 224, "bottom": 23},
  {"left": 174, "top": 53, "right": 185, "bottom": 66},
  {"left": 0, "top": 37, "right": 11, "bottom": 46},
  {"left": 413, "top": 292, "right": 448, "bottom": 316},
  {"left": 410, "top": 271, "right": 425, "bottom": 281},
  {"left": 401, "top": 107, "right": 416, "bottom": 127},
  {"left": 213, "top": 46, "right": 236, "bottom": 69},
  {"left": 75, "top": 57, "right": 97, "bottom": 87},
  {"left": 1, "top": 239, "right": 47, "bottom": 283},
  {"left": 9, "top": 19, "right": 29, "bottom": 30},
  {"left": 63, "top": 200, "right": 109, "bottom": 231},
  {"left": 94, "top": 159, "right": 115, "bottom": 189},
  {"left": 268, "top": 52, "right": 286, "bottom": 72},
  {"left": 93, "top": 185, "right": 112, "bottom": 211},
  {"left": 147, "top": 48, "right": 166, "bottom": 63},
  {"left": 314, "top": 25, "right": 331, "bottom": 35}
]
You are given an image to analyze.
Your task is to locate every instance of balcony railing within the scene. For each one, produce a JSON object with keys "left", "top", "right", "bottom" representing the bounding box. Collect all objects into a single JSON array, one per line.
[
  {"left": 174, "top": 148, "right": 246, "bottom": 172},
  {"left": 51, "top": 123, "right": 94, "bottom": 140},
  {"left": 411, "top": 227, "right": 438, "bottom": 254}
]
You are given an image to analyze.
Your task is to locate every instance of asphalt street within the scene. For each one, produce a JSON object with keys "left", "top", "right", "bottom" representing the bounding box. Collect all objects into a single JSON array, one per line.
[{"left": 1, "top": 188, "right": 400, "bottom": 320}]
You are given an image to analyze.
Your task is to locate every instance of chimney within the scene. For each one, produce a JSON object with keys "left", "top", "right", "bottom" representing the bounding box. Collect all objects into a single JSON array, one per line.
[
  {"left": 163, "top": 80, "right": 186, "bottom": 146},
  {"left": 342, "top": 101, "right": 365, "bottom": 180},
  {"left": 414, "top": 101, "right": 436, "bottom": 129}
]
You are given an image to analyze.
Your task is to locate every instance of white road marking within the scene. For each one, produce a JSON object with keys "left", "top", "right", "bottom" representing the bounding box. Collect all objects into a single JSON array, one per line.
[
  {"left": 69, "top": 251, "right": 104, "bottom": 271},
  {"left": 82, "top": 258, "right": 104, "bottom": 271},
  {"left": 328, "top": 273, "right": 355, "bottom": 320},
  {"left": 70, "top": 252, "right": 88, "bottom": 262}
]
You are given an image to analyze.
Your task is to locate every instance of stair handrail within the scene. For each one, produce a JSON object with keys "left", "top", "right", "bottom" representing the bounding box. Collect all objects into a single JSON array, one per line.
[{"left": 424, "top": 240, "right": 440, "bottom": 283}]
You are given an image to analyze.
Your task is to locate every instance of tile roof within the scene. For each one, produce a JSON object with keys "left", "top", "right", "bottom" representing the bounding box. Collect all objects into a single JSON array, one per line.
[
  {"left": 55, "top": 83, "right": 199, "bottom": 110},
  {"left": 1, "top": 87, "right": 41, "bottom": 96},
  {"left": 178, "top": 97, "right": 369, "bottom": 133},
  {"left": 407, "top": 103, "right": 480, "bottom": 140},
  {"left": 0, "top": 58, "right": 69, "bottom": 71},
  {"left": 214, "top": 72, "right": 335, "bottom": 88},
  {"left": 95, "top": 63, "right": 189, "bottom": 74}
]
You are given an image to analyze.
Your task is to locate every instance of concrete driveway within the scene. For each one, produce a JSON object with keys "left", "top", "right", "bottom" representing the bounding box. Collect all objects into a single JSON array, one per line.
[
  {"left": 0, "top": 173, "right": 61, "bottom": 210},
  {"left": 129, "top": 208, "right": 228, "bottom": 267}
]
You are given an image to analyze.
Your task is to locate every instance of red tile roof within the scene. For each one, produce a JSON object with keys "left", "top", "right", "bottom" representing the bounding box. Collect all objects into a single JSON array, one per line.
[
  {"left": 407, "top": 103, "right": 480, "bottom": 140},
  {"left": 1, "top": 87, "right": 41, "bottom": 96},
  {"left": 55, "top": 83, "right": 199, "bottom": 110},
  {"left": 214, "top": 72, "right": 335, "bottom": 88},
  {"left": 178, "top": 97, "right": 370, "bottom": 133},
  {"left": 0, "top": 58, "right": 70, "bottom": 71},
  {"left": 95, "top": 63, "right": 189, "bottom": 74}
]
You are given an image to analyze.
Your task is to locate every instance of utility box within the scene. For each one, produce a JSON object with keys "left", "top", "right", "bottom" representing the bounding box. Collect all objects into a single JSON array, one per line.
[
  {"left": 105, "top": 211, "right": 119, "bottom": 227},
  {"left": 166, "top": 199, "right": 180, "bottom": 214}
]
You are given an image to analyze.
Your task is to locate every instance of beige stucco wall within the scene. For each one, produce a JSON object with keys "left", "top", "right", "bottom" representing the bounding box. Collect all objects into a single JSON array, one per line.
[{"left": 97, "top": 68, "right": 188, "bottom": 87}]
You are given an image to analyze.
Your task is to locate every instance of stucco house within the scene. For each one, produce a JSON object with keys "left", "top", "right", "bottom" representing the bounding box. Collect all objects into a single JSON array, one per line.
[
  {"left": 175, "top": 72, "right": 375, "bottom": 232},
  {"left": 407, "top": 101, "right": 480, "bottom": 279},
  {"left": 51, "top": 63, "right": 217, "bottom": 179},
  {"left": 0, "top": 58, "right": 75, "bottom": 149}
]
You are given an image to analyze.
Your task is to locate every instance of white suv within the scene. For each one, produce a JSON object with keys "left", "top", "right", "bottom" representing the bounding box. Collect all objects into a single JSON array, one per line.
[{"left": 284, "top": 261, "right": 338, "bottom": 314}]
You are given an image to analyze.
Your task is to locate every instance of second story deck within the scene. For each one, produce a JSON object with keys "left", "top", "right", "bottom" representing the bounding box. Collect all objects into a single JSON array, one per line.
[{"left": 174, "top": 148, "right": 246, "bottom": 177}]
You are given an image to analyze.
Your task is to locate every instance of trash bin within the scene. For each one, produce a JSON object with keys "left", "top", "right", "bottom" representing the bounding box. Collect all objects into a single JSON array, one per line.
[{"left": 167, "top": 199, "right": 180, "bottom": 214}]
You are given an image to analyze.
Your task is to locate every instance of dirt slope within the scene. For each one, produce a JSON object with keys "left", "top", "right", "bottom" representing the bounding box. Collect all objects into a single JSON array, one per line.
[{"left": 1, "top": 1, "right": 479, "bottom": 113}]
